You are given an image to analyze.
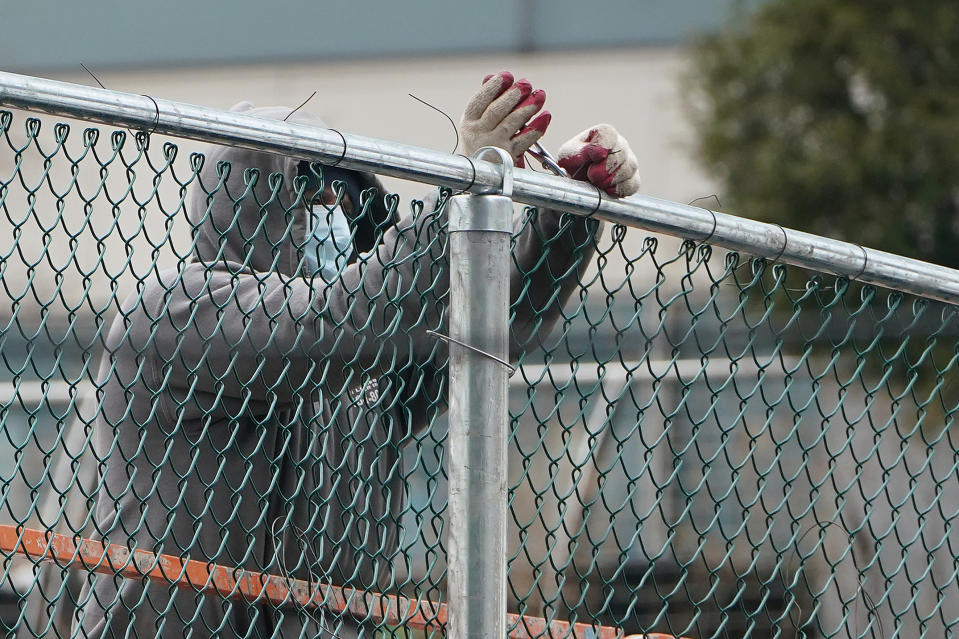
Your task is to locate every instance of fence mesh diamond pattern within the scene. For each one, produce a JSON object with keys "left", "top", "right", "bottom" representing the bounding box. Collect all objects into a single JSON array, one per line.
[{"left": 0, "top": 110, "right": 957, "bottom": 639}]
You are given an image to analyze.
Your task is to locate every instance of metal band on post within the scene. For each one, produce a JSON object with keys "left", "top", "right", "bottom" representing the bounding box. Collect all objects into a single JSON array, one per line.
[{"left": 447, "top": 147, "right": 514, "bottom": 639}]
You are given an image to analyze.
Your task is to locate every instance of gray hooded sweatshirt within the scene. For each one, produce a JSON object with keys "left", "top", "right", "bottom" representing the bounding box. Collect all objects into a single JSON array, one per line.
[{"left": 75, "top": 105, "right": 600, "bottom": 638}]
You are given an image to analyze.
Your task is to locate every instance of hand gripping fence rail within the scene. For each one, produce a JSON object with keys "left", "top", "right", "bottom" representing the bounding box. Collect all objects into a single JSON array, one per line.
[{"left": 0, "top": 70, "right": 957, "bottom": 639}]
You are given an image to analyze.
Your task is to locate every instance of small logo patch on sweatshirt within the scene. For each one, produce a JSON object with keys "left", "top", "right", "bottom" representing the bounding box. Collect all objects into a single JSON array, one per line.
[{"left": 348, "top": 379, "right": 380, "bottom": 407}]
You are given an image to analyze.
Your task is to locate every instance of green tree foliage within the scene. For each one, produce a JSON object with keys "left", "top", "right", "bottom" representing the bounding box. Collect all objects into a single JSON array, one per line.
[{"left": 687, "top": 1, "right": 959, "bottom": 267}]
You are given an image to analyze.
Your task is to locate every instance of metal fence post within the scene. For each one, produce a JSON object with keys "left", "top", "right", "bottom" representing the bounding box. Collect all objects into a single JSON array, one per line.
[{"left": 446, "top": 147, "right": 514, "bottom": 639}]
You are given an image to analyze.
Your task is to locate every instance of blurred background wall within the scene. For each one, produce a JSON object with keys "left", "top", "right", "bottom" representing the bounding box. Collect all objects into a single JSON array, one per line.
[{"left": 1, "top": 0, "right": 746, "bottom": 204}]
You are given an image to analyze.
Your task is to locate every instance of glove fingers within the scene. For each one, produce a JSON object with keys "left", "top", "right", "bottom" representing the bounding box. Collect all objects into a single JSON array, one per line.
[
  {"left": 591, "top": 149, "right": 632, "bottom": 183},
  {"left": 463, "top": 72, "right": 514, "bottom": 121},
  {"left": 510, "top": 112, "right": 551, "bottom": 160},
  {"left": 608, "top": 155, "right": 639, "bottom": 187},
  {"left": 511, "top": 111, "right": 551, "bottom": 145},
  {"left": 498, "top": 89, "right": 546, "bottom": 135},
  {"left": 587, "top": 162, "right": 617, "bottom": 189},
  {"left": 558, "top": 144, "right": 609, "bottom": 177},
  {"left": 587, "top": 154, "right": 640, "bottom": 195},
  {"left": 557, "top": 154, "right": 587, "bottom": 177},
  {"left": 582, "top": 124, "right": 620, "bottom": 150},
  {"left": 478, "top": 79, "right": 532, "bottom": 130},
  {"left": 602, "top": 141, "right": 639, "bottom": 195},
  {"left": 557, "top": 124, "right": 640, "bottom": 197},
  {"left": 598, "top": 155, "right": 640, "bottom": 196},
  {"left": 611, "top": 172, "right": 641, "bottom": 197}
]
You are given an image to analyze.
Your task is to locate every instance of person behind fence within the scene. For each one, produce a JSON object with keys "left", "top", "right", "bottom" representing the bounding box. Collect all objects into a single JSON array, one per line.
[{"left": 73, "top": 72, "right": 640, "bottom": 638}]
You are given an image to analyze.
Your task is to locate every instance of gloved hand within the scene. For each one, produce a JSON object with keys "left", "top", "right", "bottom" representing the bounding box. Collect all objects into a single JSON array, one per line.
[
  {"left": 557, "top": 124, "right": 641, "bottom": 198},
  {"left": 459, "top": 71, "right": 551, "bottom": 167}
]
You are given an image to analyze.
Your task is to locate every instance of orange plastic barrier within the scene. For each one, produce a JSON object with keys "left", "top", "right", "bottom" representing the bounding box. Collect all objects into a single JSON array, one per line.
[{"left": 1, "top": 525, "right": 691, "bottom": 638}]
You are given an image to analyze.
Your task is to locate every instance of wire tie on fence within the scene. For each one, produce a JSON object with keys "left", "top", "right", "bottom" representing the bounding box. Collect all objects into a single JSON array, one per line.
[
  {"left": 80, "top": 64, "right": 160, "bottom": 138},
  {"left": 456, "top": 154, "right": 477, "bottom": 193},
  {"left": 702, "top": 210, "right": 718, "bottom": 244},
  {"left": 852, "top": 243, "right": 869, "bottom": 281},
  {"left": 426, "top": 329, "right": 516, "bottom": 376},
  {"left": 587, "top": 186, "right": 603, "bottom": 218},
  {"left": 688, "top": 195, "right": 720, "bottom": 244},
  {"left": 327, "top": 128, "right": 348, "bottom": 167},
  {"left": 79, "top": 63, "right": 107, "bottom": 90},
  {"left": 688, "top": 194, "right": 722, "bottom": 209},
  {"left": 283, "top": 90, "right": 317, "bottom": 122},
  {"left": 409, "top": 93, "right": 459, "bottom": 154},
  {"left": 141, "top": 95, "right": 160, "bottom": 135},
  {"left": 771, "top": 223, "right": 789, "bottom": 263}
]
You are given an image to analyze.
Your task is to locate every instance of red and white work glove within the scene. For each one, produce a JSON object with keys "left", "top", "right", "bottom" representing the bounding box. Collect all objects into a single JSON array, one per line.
[
  {"left": 460, "top": 72, "right": 640, "bottom": 198},
  {"left": 558, "top": 124, "right": 641, "bottom": 198},
  {"left": 459, "top": 71, "right": 551, "bottom": 168}
]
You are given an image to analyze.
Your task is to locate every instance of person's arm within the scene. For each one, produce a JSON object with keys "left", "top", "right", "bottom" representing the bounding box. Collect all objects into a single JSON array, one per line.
[
  {"left": 457, "top": 75, "right": 641, "bottom": 351},
  {"left": 398, "top": 75, "right": 642, "bottom": 432},
  {"left": 141, "top": 73, "right": 638, "bottom": 416}
]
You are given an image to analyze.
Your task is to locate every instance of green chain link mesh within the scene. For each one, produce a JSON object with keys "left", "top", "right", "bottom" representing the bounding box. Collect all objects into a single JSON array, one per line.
[{"left": 0, "top": 111, "right": 957, "bottom": 639}]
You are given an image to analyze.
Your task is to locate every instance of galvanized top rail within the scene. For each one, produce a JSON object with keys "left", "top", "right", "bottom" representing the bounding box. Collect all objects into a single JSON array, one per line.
[{"left": 3, "top": 70, "right": 959, "bottom": 306}]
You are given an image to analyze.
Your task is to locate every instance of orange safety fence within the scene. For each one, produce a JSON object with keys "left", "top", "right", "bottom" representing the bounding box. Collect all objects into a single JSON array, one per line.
[{"left": 0, "top": 525, "right": 688, "bottom": 639}]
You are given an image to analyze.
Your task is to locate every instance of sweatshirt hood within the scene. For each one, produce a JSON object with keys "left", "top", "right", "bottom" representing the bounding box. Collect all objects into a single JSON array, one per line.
[{"left": 188, "top": 102, "right": 395, "bottom": 276}]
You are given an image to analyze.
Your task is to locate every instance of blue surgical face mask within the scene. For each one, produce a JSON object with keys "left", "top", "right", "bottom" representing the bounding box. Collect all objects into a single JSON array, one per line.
[{"left": 303, "top": 202, "right": 353, "bottom": 280}]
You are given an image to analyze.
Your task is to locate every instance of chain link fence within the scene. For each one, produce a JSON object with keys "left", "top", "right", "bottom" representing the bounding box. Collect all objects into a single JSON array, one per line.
[{"left": 1, "top": 76, "right": 958, "bottom": 639}]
